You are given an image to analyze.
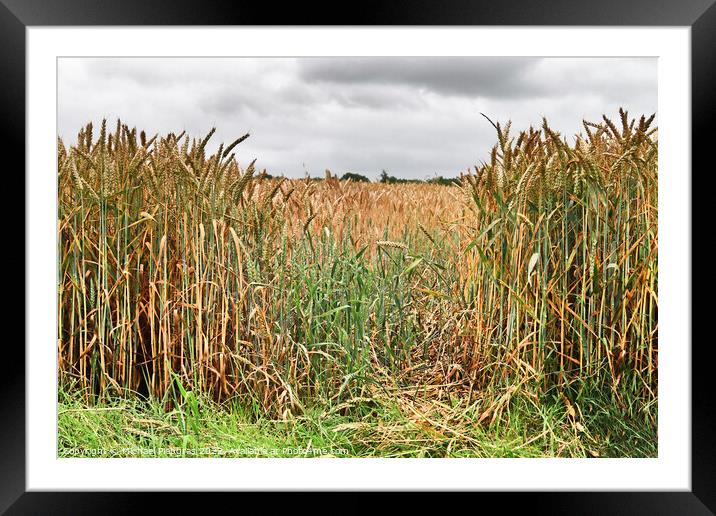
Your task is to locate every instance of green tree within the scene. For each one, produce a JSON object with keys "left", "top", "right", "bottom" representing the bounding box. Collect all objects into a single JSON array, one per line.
[{"left": 341, "top": 172, "right": 371, "bottom": 183}]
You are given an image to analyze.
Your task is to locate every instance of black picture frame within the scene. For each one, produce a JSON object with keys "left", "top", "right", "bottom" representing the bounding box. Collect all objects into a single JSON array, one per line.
[{"left": 4, "top": 0, "right": 711, "bottom": 512}]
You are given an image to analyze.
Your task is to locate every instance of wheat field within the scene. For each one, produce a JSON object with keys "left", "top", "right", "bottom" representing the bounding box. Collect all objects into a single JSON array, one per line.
[{"left": 57, "top": 110, "right": 658, "bottom": 457}]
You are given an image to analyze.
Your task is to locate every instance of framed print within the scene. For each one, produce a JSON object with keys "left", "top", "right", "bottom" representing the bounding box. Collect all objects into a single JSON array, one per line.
[{"left": 4, "top": 0, "right": 713, "bottom": 511}]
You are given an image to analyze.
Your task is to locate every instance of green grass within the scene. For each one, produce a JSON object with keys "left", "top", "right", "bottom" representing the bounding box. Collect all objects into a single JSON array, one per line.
[{"left": 58, "top": 381, "right": 656, "bottom": 458}]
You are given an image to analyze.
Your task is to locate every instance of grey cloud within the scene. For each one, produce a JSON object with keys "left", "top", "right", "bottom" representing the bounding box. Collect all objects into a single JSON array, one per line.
[
  {"left": 328, "top": 85, "right": 427, "bottom": 110},
  {"left": 299, "top": 57, "right": 543, "bottom": 99},
  {"left": 201, "top": 91, "right": 264, "bottom": 117},
  {"left": 298, "top": 57, "right": 657, "bottom": 104}
]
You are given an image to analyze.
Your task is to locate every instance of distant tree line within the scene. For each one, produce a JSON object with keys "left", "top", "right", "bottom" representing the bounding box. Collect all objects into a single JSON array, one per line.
[
  {"left": 425, "top": 176, "right": 461, "bottom": 186},
  {"left": 377, "top": 170, "right": 460, "bottom": 186},
  {"left": 290, "top": 170, "right": 460, "bottom": 185},
  {"left": 333, "top": 170, "right": 461, "bottom": 185},
  {"left": 377, "top": 170, "right": 421, "bottom": 184}
]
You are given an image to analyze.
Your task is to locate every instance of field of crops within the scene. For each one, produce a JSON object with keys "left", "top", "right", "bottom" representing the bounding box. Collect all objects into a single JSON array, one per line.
[{"left": 57, "top": 110, "right": 658, "bottom": 457}]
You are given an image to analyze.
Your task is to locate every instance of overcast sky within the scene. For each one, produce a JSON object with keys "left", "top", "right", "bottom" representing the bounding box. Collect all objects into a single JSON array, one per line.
[{"left": 58, "top": 57, "right": 657, "bottom": 180}]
